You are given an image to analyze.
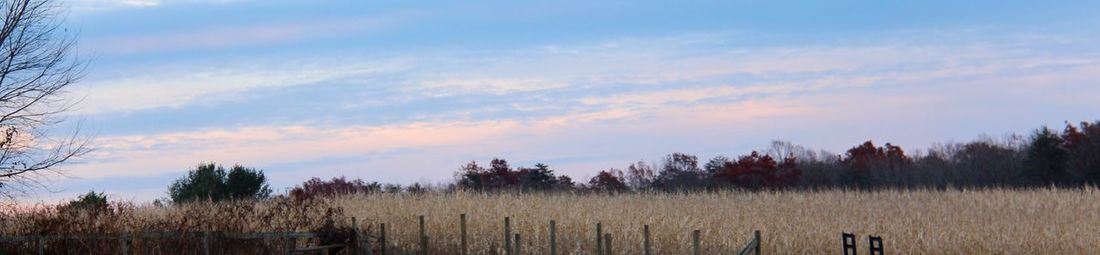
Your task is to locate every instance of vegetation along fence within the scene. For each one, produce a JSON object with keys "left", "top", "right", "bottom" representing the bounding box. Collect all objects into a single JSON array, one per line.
[
  {"left": 0, "top": 218, "right": 369, "bottom": 255},
  {"left": 2, "top": 215, "right": 764, "bottom": 254}
]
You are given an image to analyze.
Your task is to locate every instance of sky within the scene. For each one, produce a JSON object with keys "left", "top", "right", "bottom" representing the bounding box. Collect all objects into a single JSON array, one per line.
[{"left": 17, "top": 0, "right": 1100, "bottom": 202}]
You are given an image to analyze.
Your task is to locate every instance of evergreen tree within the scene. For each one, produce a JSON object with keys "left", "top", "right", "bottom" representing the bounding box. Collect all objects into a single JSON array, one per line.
[
  {"left": 169, "top": 163, "right": 271, "bottom": 203},
  {"left": 1023, "top": 127, "right": 1070, "bottom": 185}
]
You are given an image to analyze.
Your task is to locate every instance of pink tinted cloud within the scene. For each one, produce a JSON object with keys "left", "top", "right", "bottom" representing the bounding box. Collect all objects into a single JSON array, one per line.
[
  {"left": 76, "top": 120, "right": 524, "bottom": 178},
  {"left": 70, "top": 96, "right": 822, "bottom": 182}
]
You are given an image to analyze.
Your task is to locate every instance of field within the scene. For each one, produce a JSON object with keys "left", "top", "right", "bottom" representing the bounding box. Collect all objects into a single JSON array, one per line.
[
  {"left": 335, "top": 188, "right": 1100, "bottom": 254},
  {"left": 4, "top": 188, "right": 1100, "bottom": 254}
]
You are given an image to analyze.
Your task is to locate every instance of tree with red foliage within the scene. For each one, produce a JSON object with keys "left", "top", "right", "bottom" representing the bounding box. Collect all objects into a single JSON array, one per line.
[
  {"left": 713, "top": 151, "right": 801, "bottom": 189},
  {"left": 457, "top": 159, "right": 519, "bottom": 190},
  {"left": 289, "top": 176, "right": 381, "bottom": 201},
  {"left": 842, "top": 141, "right": 911, "bottom": 188},
  {"left": 486, "top": 158, "right": 519, "bottom": 188},
  {"left": 457, "top": 159, "right": 572, "bottom": 191},
  {"left": 588, "top": 169, "right": 628, "bottom": 191},
  {"left": 844, "top": 141, "right": 909, "bottom": 170},
  {"left": 1063, "top": 121, "right": 1100, "bottom": 184}
]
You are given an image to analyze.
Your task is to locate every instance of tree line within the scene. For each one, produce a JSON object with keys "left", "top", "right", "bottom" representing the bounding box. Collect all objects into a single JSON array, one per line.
[
  {"left": 454, "top": 120, "right": 1100, "bottom": 192},
  {"left": 58, "top": 120, "right": 1100, "bottom": 208}
]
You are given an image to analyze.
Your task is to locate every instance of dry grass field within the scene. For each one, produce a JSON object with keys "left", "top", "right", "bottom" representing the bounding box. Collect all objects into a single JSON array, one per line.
[
  {"left": 335, "top": 188, "right": 1100, "bottom": 254},
  {"left": 3, "top": 188, "right": 1099, "bottom": 254}
]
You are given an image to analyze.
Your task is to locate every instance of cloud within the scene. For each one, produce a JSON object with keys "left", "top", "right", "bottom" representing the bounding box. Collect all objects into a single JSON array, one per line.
[
  {"left": 70, "top": 30, "right": 1100, "bottom": 129},
  {"left": 72, "top": 120, "right": 523, "bottom": 179},
  {"left": 66, "top": 94, "right": 819, "bottom": 181},
  {"left": 66, "top": 0, "right": 240, "bottom": 13},
  {"left": 49, "top": 58, "right": 1100, "bottom": 202},
  {"left": 412, "top": 78, "right": 569, "bottom": 97},
  {"left": 85, "top": 15, "right": 405, "bottom": 54},
  {"left": 73, "top": 59, "right": 413, "bottom": 114},
  {"left": 44, "top": 30, "right": 1100, "bottom": 204}
]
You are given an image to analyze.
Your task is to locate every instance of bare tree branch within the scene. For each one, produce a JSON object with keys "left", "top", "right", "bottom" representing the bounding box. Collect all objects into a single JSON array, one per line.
[{"left": 0, "top": 0, "right": 88, "bottom": 199}]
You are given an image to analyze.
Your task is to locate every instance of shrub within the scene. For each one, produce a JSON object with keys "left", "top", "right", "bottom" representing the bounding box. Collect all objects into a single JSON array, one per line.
[
  {"left": 226, "top": 166, "right": 272, "bottom": 200},
  {"left": 169, "top": 163, "right": 272, "bottom": 204},
  {"left": 289, "top": 176, "right": 381, "bottom": 200},
  {"left": 58, "top": 191, "right": 110, "bottom": 214}
]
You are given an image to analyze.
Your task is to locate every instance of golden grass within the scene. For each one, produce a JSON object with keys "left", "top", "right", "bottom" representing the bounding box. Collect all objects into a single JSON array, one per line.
[
  {"left": 3, "top": 188, "right": 1098, "bottom": 254},
  {"left": 1, "top": 199, "right": 346, "bottom": 235},
  {"left": 334, "top": 188, "right": 1100, "bottom": 254}
]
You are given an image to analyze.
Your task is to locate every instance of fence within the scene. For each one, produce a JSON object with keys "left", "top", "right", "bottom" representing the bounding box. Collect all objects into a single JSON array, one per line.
[
  {"left": 0, "top": 218, "right": 369, "bottom": 255},
  {"left": 0, "top": 231, "right": 369, "bottom": 255},
  {"left": 2, "top": 214, "right": 764, "bottom": 254},
  {"left": 842, "top": 232, "right": 885, "bottom": 255},
  {"left": 372, "top": 214, "right": 762, "bottom": 255}
]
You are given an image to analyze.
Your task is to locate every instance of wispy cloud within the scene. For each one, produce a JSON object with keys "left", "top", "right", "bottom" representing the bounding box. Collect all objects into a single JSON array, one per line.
[
  {"left": 66, "top": 0, "right": 241, "bottom": 13},
  {"left": 73, "top": 120, "right": 524, "bottom": 179},
  {"left": 68, "top": 95, "right": 820, "bottom": 181},
  {"left": 84, "top": 15, "right": 408, "bottom": 54},
  {"left": 73, "top": 59, "right": 413, "bottom": 114},
  {"left": 43, "top": 30, "right": 1100, "bottom": 203},
  {"left": 413, "top": 78, "right": 569, "bottom": 97},
  {"left": 72, "top": 31, "right": 1100, "bottom": 123}
]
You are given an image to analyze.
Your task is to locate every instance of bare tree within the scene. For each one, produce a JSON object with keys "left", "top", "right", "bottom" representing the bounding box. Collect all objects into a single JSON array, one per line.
[
  {"left": 766, "top": 140, "right": 816, "bottom": 163},
  {"left": 624, "top": 160, "right": 655, "bottom": 190},
  {"left": 0, "top": 0, "right": 88, "bottom": 198}
]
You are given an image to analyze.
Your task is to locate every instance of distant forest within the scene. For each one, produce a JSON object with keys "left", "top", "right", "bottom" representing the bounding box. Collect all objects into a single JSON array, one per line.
[{"left": 284, "top": 120, "right": 1100, "bottom": 199}]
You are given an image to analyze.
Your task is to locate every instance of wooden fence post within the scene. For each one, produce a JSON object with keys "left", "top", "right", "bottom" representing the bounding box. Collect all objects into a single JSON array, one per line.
[
  {"left": 643, "top": 225, "right": 651, "bottom": 255},
  {"left": 364, "top": 225, "right": 374, "bottom": 255},
  {"left": 504, "top": 217, "right": 512, "bottom": 255},
  {"left": 351, "top": 217, "right": 360, "bottom": 255},
  {"left": 754, "top": 230, "right": 762, "bottom": 255},
  {"left": 419, "top": 215, "right": 428, "bottom": 255},
  {"left": 143, "top": 234, "right": 151, "bottom": 255},
  {"left": 203, "top": 231, "right": 212, "bottom": 255},
  {"left": 64, "top": 238, "right": 72, "bottom": 255},
  {"left": 36, "top": 236, "right": 46, "bottom": 253},
  {"left": 460, "top": 214, "right": 468, "bottom": 255},
  {"left": 514, "top": 233, "right": 521, "bottom": 255},
  {"left": 37, "top": 236, "right": 45, "bottom": 255},
  {"left": 119, "top": 234, "right": 130, "bottom": 255},
  {"left": 595, "top": 222, "right": 603, "bottom": 255},
  {"left": 380, "top": 223, "right": 387, "bottom": 255},
  {"left": 842, "top": 232, "right": 856, "bottom": 255},
  {"left": 869, "top": 235, "right": 883, "bottom": 255},
  {"left": 286, "top": 234, "right": 297, "bottom": 255},
  {"left": 692, "top": 230, "right": 700, "bottom": 255},
  {"left": 549, "top": 220, "right": 557, "bottom": 255},
  {"left": 604, "top": 233, "right": 612, "bottom": 255}
]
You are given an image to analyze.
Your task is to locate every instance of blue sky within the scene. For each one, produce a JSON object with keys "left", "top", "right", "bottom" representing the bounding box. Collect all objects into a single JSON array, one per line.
[{"left": 21, "top": 0, "right": 1100, "bottom": 202}]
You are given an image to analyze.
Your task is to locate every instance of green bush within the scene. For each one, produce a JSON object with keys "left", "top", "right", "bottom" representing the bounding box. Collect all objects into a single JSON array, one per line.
[
  {"left": 58, "top": 191, "right": 109, "bottom": 213},
  {"left": 169, "top": 163, "right": 271, "bottom": 204}
]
